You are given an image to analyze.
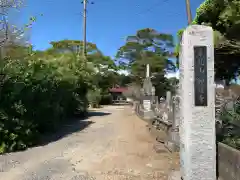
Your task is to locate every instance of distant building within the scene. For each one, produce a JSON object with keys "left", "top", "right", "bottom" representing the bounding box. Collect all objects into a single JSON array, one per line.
[{"left": 109, "top": 87, "right": 128, "bottom": 103}]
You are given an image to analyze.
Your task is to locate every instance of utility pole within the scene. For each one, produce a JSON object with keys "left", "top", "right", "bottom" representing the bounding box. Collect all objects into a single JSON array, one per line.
[
  {"left": 185, "top": 0, "right": 192, "bottom": 25},
  {"left": 82, "top": 0, "right": 87, "bottom": 57},
  {"left": 81, "top": 0, "right": 94, "bottom": 57}
]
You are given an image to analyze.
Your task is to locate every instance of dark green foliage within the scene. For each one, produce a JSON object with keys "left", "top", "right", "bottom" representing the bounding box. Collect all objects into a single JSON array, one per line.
[
  {"left": 115, "top": 28, "right": 175, "bottom": 96},
  {"left": 0, "top": 53, "right": 90, "bottom": 153},
  {"left": 176, "top": 0, "right": 240, "bottom": 83},
  {"left": 219, "top": 101, "right": 240, "bottom": 150},
  {"left": 100, "top": 93, "right": 112, "bottom": 105},
  {"left": 0, "top": 36, "right": 130, "bottom": 153}
]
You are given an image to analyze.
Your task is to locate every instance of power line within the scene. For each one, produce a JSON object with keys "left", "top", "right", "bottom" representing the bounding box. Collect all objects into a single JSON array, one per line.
[
  {"left": 133, "top": 0, "right": 189, "bottom": 21},
  {"left": 133, "top": 0, "right": 181, "bottom": 23},
  {"left": 136, "top": 0, "right": 168, "bottom": 16}
]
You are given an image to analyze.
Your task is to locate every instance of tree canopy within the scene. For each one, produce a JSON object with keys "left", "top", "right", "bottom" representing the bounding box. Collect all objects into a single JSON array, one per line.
[
  {"left": 175, "top": 0, "right": 240, "bottom": 84},
  {"left": 0, "top": 27, "right": 129, "bottom": 153},
  {"left": 115, "top": 28, "right": 175, "bottom": 96}
]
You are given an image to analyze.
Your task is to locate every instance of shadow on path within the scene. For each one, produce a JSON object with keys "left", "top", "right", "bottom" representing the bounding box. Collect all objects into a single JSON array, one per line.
[
  {"left": 38, "top": 111, "right": 111, "bottom": 147},
  {"left": 87, "top": 111, "right": 111, "bottom": 117},
  {"left": 111, "top": 103, "right": 130, "bottom": 106}
]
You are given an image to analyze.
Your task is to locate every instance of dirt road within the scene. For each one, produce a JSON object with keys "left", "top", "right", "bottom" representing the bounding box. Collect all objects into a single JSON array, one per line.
[{"left": 0, "top": 105, "right": 179, "bottom": 180}]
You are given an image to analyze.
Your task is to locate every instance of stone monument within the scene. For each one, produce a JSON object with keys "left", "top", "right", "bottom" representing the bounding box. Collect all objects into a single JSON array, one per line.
[
  {"left": 166, "top": 91, "right": 173, "bottom": 121},
  {"left": 142, "top": 64, "right": 155, "bottom": 120},
  {"left": 165, "top": 91, "right": 180, "bottom": 152},
  {"left": 166, "top": 91, "right": 172, "bottom": 106},
  {"left": 169, "top": 25, "right": 216, "bottom": 180}
]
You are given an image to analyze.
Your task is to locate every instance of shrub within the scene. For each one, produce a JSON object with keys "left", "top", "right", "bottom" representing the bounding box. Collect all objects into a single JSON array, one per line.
[
  {"left": 100, "top": 93, "right": 112, "bottom": 105},
  {"left": 87, "top": 88, "right": 102, "bottom": 108},
  {"left": 219, "top": 99, "right": 240, "bottom": 150},
  {"left": 0, "top": 55, "right": 92, "bottom": 153}
]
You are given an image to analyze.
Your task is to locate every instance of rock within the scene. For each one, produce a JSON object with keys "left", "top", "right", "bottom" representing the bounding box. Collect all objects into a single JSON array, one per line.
[{"left": 153, "top": 143, "right": 167, "bottom": 153}]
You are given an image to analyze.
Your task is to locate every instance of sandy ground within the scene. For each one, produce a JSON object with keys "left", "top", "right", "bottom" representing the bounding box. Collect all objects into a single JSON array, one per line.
[{"left": 0, "top": 105, "right": 179, "bottom": 180}]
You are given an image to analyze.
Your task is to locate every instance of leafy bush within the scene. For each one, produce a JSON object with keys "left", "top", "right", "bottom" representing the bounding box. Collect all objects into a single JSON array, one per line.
[
  {"left": 0, "top": 55, "right": 92, "bottom": 153},
  {"left": 100, "top": 93, "right": 112, "bottom": 105},
  {"left": 219, "top": 100, "right": 240, "bottom": 150},
  {"left": 87, "top": 88, "right": 102, "bottom": 108}
]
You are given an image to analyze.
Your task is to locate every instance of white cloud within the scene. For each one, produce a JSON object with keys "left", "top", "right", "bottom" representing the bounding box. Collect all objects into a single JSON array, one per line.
[
  {"left": 117, "top": 70, "right": 180, "bottom": 79},
  {"left": 117, "top": 69, "right": 129, "bottom": 75},
  {"left": 165, "top": 70, "right": 179, "bottom": 79}
]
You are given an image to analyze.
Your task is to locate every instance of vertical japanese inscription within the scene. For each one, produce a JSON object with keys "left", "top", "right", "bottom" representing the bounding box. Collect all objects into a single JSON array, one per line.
[{"left": 194, "top": 46, "right": 207, "bottom": 106}]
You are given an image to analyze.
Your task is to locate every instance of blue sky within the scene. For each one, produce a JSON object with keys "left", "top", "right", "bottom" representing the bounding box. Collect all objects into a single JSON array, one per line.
[{"left": 9, "top": 0, "right": 204, "bottom": 59}]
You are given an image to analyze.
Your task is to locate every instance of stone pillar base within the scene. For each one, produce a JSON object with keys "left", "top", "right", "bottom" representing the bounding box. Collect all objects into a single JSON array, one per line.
[
  {"left": 165, "top": 131, "right": 180, "bottom": 152},
  {"left": 168, "top": 171, "right": 181, "bottom": 180},
  {"left": 143, "top": 110, "right": 154, "bottom": 120},
  {"left": 164, "top": 140, "right": 179, "bottom": 152}
]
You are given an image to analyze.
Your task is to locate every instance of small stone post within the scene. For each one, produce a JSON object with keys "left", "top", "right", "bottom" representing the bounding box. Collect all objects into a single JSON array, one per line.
[
  {"left": 146, "top": 64, "right": 150, "bottom": 78},
  {"left": 166, "top": 91, "right": 180, "bottom": 151},
  {"left": 173, "top": 88, "right": 180, "bottom": 129},
  {"left": 166, "top": 91, "right": 172, "bottom": 107},
  {"left": 166, "top": 91, "right": 172, "bottom": 121}
]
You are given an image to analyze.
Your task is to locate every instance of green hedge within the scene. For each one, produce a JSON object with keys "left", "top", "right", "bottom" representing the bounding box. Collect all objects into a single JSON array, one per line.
[
  {"left": 0, "top": 56, "right": 90, "bottom": 153},
  {"left": 100, "top": 93, "right": 112, "bottom": 105},
  {"left": 219, "top": 101, "right": 240, "bottom": 150}
]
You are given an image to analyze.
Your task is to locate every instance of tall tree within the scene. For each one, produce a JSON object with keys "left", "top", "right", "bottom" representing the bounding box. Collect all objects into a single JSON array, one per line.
[
  {"left": 48, "top": 40, "right": 118, "bottom": 71},
  {"left": 175, "top": 0, "right": 240, "bottom": 85},
  {"left": 48, "top": 40, "right": 100, "bottom": 59},
  {"left": 116, "top": 28, "right": 175, "bottom": 96}
]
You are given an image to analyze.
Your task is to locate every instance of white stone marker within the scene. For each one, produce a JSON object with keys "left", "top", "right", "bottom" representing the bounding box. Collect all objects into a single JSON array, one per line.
[
  {"left": 146, "top": 64, "right": 150, "bottom": 78},
  {"left": 166, "top": 91, "right": 172, "bottom": 107},
  {"left": 143, "top": 99, "right": 151, "bottom": 111},
  {"left": 173, "top": 89, "right": 180, "bottom": 129},
  {"left": 179, "top": 25, "right": 216, "bottom": 180}
]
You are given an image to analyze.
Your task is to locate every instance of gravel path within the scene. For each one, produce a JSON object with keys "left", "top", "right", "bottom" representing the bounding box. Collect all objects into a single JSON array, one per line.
[{"left": 0, "top": 105, "right": 179, "bottom": 180}]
